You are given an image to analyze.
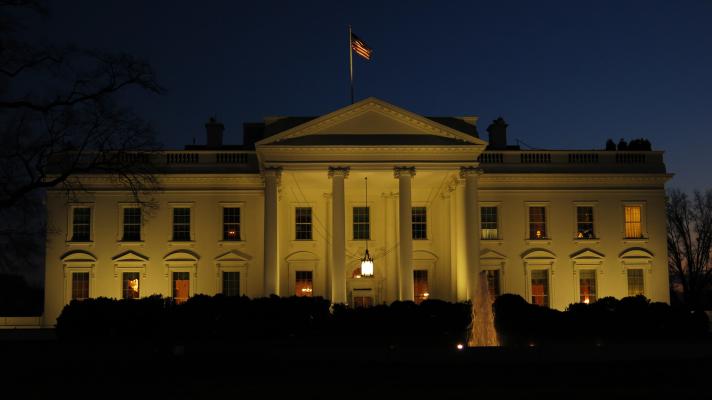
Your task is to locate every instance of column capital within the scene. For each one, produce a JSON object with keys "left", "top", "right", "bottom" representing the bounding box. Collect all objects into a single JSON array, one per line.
[
  {"left": 328, "top": 166, "right": 350, "bottom": 178},
  {"left": 393, "top": 166, "right": 416, "bottom": 179},
  {"left": 262, "top": 167, "right": 282, "bottom": 185},
  {"left": 459, "top": 166, "right": 482, "bottom": 179}
]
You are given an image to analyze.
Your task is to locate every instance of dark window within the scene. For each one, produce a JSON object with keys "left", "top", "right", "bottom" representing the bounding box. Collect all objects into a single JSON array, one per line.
[
  {"left": 414, "top": 270, "right": 429, "bottom": 304},
  {"left": 412, "top": 207, "right": 427, "bottom": 240},
  {"left": 627, "top": 269, "right": 644, "bottom": 296},
  {"left": 223, "top": 207, "right": 241, "bottom": 241},
  {"left": 295, "top": 207, "right": 312, "bottom": 240},
  {"left": 579, "top": 269, "right": 597, "bottom": 303},
  {"left": 295, "top": 271, "right": 313, "bottom": 297},
  {"left": 172, "top": 271, "right": 190, "bottom": 303},
  {"left": 528, "top": 207, "right": 547, "bottom": 239},
  {"left": 576, "top": 206, "right": 595, "bottom": 239},
  {"left": 71, "top": 272, "right": 90, "bottom": 300},
  {"left": 486, "top": 270, "right": 501, "bottom": 302},
  {"left": 172, "top": 208, "right": 191, "bottom": 241},
  {"left": 72, "top": 207, "right": 91, "bottom": 241},
  {"left": 122, "top": 207, "right": 141, "bottom": 241},
  {"left": 353, "top": 207, "right": 370, "bottom": 240},
  {"left": 481, "top": 207, "right": 499, "bottom": 240},
  {"left": 222, "top": 271, "right": 240, "bottom": 296},
  {"left": 122, "top": 272, "right": 140, "bottom": 299},
  {"left": 531, "top": 270, "right": 549, "bottom": 307}
]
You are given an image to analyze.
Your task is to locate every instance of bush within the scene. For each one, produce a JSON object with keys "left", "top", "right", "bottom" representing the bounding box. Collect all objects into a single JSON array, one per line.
[
  {"left": 493, "top": 294, "right": 709, "bottom": 347},
  {"left": 55, "top": 295, "right": 471, "bottom": 348}
]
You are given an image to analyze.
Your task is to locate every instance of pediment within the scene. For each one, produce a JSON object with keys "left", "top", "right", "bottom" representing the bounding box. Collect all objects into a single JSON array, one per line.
[
  {"left": 285, "top": 251, "right": 319, "bottom": 262},
  {"left": 521, "top": 248, "right": 557, "bottom": 260},
  {"left": 619, "top": 247, "right": 654, "bottom": 259},
  {"left": 255, "top": 97, "right": 486, "bottom": 147},
  {"left": 112, "top": 250, "right": 149, "bottom": 263},
  {"left": 480, "top": 248, "right": 507, "bottom": 260},
  {"left": 413, "top": 250, "right": 438, "bottom": 261},
  {"left": 215, "top": 250, "right": 252, "bottom": 262},
  {"left": 61, "top": 250, "right": 97, "bottom": 263},
  {"left": 164, "top": 250, "right": 200, "bottom": 262},
  {"left": 570, "top": 249, "right": 605, "bottom": 260}
]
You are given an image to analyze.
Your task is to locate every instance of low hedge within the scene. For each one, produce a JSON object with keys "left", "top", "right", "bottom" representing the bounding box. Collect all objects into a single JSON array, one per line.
[
  {"left": 55, "top": 295, "right": 471, "bottom": 347},
  {"left": 493, "top": 294, "right": 710, "bottom": 346}
]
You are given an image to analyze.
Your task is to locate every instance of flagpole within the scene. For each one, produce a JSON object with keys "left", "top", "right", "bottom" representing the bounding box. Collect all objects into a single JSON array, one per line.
[{"left": 348, "top": 24, "right": 354, "bottom": 104}]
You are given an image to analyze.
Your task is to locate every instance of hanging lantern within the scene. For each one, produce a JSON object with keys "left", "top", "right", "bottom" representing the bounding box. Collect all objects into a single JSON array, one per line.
[{"left": 361, "top": 248, "right": 374, "bottom": 277}]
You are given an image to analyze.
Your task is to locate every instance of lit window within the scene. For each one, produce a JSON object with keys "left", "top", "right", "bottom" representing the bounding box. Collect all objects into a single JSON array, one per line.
[
  {"left": 222, "top": 271, "right": 240, "bottom": 296},
  {"left": 122, "top": 272, "right": 140, "bottom": 299},
  {"left": 576, "top": 206, "right": 595, "bottom": 239},
  {"left": 295, "top": 207, "right": 312, "bottom": 240},
  {"left": 414, "top": 270, "right": 429, "bottom": 304},
  {"left": 627, "top": 269, "right": 644, "bottom": 296},
  {"left": 528, "top": 207, "right": 547, "bottom": 239},
  {"left": 172, "top": 271, "right": 190, "bottom": 303},
  {"left": 71, "top": 272, "right": 90, "bottom": 300},
  {"left": 122, "top": 207, "right": 141, "bottom": 241},
  {"left": 172, "top": 208, "right": 191, "bottom": 241},
  {"left": 72, "top": 207, "right": 91, "bottom": 241},
  {"left": 485, "top": 270, "right": 501, "bottom": 302},
  {"left": 412, "top": 207, "right": 427, "bottom": 240},
  {"left": 223, "top": 207, "right": 241, "bottom": 241},
  {"left": 530, "top": 270, "right": 549, "bottom": 307},
  {"left": 579, "top": 269, "right": 596, "bottom": 303},
  {"left": 624, "top": 206, "right": 643, "bottom": 239},
  {"left": 481, "top": 207, "right": 499, "bottom": 240},
  {"left": 295, "top": 271, "right": 313, "bottom": 297},
  {"left": 353, "top": 206, "right": 370, "bottom": 240}
]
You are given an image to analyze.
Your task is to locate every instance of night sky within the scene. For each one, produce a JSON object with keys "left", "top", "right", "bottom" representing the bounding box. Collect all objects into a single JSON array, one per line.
[{"left": 37, "top": 0, "right": 712, "bottom": 191}]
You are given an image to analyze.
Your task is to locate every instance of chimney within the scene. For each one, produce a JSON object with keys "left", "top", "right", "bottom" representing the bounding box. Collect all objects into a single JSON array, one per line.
[
  {"left": 486, "top": 117, "right": 508, "bottom": 149},
  {"left": 205, "top": 117, "right": 224, "bottom": 147}
]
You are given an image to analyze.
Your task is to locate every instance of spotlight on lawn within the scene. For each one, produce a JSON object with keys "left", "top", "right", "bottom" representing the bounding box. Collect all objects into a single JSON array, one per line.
[{"left": 456, "top": 343, "right": 464, "bottom": 350}]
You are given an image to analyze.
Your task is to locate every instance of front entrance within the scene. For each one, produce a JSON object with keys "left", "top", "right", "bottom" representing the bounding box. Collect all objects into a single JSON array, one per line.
[{"left": 347, "top": 274, "right": 380, "bottom": 308}]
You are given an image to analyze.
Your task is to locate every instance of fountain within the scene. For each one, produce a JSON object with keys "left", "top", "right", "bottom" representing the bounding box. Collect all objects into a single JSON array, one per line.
[{"left": 468, "top": 271, "right": 499, "bottom": 346}]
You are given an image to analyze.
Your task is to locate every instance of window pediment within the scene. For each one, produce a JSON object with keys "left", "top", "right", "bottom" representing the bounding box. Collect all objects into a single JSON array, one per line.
[
  {"left": 215, "top": 250, "right": 251, "bottom": 262},
  {"left": 619, "top": 247, "right": 653, "bottom": 260},
  {"left": 112, "top": 250, "right": 149, "bottom": 263},
  {"left": 164, "top": 250, "right": 200, "bottom": 262},
  {"left": 285, "top": 251, "right": 319, "bottom": 262},
  {"left": 480, "top": 248, "right": 507, "bottom": 261},
  {"left": 570, "top": 248, "right": 605, "bottom": 261},
  {"left": 61, "top": 250, "right": 97, "bottom": 263},
  {"left": 521, "top": 248, "right": 556, "bottom": 260}
]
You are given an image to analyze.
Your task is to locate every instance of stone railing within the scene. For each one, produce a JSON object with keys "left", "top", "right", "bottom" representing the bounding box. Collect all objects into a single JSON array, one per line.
[{"left": 477, "top": 150, "right": 665, "bottom": 173}]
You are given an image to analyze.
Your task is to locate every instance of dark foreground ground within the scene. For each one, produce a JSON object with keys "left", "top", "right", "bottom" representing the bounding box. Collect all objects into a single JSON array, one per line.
[{"left": 2, "top": 329, "right": 711, "bottom": 399}]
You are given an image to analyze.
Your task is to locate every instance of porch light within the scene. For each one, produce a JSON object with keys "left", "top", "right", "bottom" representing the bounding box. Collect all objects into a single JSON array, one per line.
[{"left": 360, "top": 176, "right": 374, "bottom": 278}]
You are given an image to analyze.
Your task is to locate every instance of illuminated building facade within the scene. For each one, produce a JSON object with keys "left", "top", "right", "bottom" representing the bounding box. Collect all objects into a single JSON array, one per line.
[{"left": 43, "top": 98, "right": 671, "bottom": 325}]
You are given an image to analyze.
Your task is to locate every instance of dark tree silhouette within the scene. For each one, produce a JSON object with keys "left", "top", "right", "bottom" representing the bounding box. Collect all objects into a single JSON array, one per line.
[
  {"left": 0, "top": 1, "right": 163, "bottom": 275},
  {"left": 667, "top": 189, "right": 712, "bottom": 309}
]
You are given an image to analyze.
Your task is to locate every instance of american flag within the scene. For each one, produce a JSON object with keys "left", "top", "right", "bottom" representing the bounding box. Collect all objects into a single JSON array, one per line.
[{"left": 351, "top": 33, "right": 372, "bottom": 60}]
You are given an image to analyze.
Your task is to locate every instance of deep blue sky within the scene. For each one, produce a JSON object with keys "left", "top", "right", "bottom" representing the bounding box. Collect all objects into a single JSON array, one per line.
[{"left": 39, "top": 0, "right": 712, "bottom": 191}]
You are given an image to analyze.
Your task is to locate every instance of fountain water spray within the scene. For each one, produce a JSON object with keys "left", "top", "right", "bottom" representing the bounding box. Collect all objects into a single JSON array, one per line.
[{"left": 468, "top": 271, "right": 499, "bottom": 347}]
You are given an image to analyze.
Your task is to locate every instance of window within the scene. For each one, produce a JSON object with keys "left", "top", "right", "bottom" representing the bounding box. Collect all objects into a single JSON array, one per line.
[
  {"left": 122, "top": 272, "right": 140, "bottom": 299},
  {"left": 579, "top": 270, "right": 597, "bottom": 303},
  {"left": 72, "top": 207, "right": 91, "bottom": 241},
  {"left": 295, "top": 207, "right": 312, "bottom": 240},
  {"left": 412, "top": 207, "right": 427, "bottom": 240},
  {"left": 530, "top": 270, "right": 549, "bottom": 307},
  {"left": 71, "top": 272, "right": 90, "bottom": 300},
  {"left": 122, "top": 207, "right": 141, "bottom": 241},
  {"left": 222, "top": 271, "right": 240, "bottom": 296},
  {"left": 414, "top": 270, "right": 429, "bottom": 304},
  {"left": 576, "top": 206, "right": 595, "bottom": 239},
  {"left": 172, "top": 208, "right": 191, "bottom": 241},
  {"left": 627, "top": 269, "right": 644, "bottom": 296},
  {"left": 481, "top": 207, "right": 499, "bottom": 240},
  {"left": 172, "top": 271, "right": 190, "bottom": 303},
  {"left": 528, "top": 207, "right": 547, "bottom": 239},
  {"left": 295, "top": 271, "right": 313, "bottom": 297},
  {"left": 223, "top": 207, "right": 241, "bottom": 241},
  {"left": 353, "top": 206, "right": 370, "bottom": 240},
  {"left": 485, "top": 270, "right": 501, "bottom": 302},
  {"left": 624, "top": 206, "right": 643, "bottom": 239}
]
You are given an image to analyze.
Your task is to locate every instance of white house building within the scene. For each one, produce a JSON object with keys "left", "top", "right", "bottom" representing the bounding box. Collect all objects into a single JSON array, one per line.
[{"left": 43, "top": 98, "right": 671, "bottom": 326}]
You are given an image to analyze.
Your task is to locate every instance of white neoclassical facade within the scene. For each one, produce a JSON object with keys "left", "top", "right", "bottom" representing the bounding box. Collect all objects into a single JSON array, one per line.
[{"left": 43, "top": 98, "right": 671, "bottom": 326}]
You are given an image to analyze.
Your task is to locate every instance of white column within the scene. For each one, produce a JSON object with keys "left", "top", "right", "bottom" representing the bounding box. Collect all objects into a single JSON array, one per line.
[
  {"left": 329, "top": 166, "right": 349, "bottom": 304},
  {"left": 263, "top": 167, "right": 281, "bottom": 296},
  {"left": 461, "top": 167, "right": 481, "bottom": 301},
  {"left": 395, "top": 166, "right": 415, "bottom": 301}
]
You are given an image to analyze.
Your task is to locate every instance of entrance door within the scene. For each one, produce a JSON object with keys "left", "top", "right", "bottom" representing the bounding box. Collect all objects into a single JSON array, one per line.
[{"left": 350, "top": 287, "right": 375, "bottom": 308}]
